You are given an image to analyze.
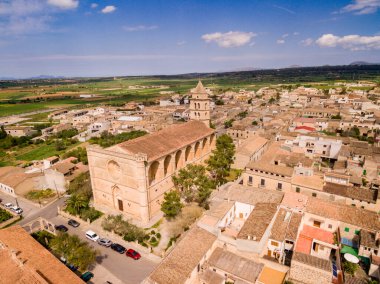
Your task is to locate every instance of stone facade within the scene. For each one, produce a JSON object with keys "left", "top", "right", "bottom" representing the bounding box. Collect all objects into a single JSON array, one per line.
[
  {"left": 87, "top": 82, "right": 215, "bottom": 226},
  {"left": 189, "top": 81, "right": 211, "bottom": 127}
]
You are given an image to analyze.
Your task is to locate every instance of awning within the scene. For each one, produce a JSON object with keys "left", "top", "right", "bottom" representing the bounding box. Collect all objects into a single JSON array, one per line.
[{"left": 341, "top": 245, "right": 359, "bottom": 257}]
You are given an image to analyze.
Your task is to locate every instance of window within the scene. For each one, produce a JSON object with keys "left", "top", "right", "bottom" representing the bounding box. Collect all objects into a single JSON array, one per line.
[
  {"left": 312, "top": 193, "right": 317, "bottom": 197},
  {"left": 271, "top": 241, "right": 278, "bottom": 247},
  {"left": 248, "top": 176, "right": 253, "bottom": 184},
  {"left": 328, "top": 224, "right": 333, "bottom": 229},
  {"left": 344, "top": 227, "right": 350, "bottom": 232},
  {"left": 313, "top": 220, "right": 321, "bottom": 228},
  {"left": 261, "top": 179, "right": 265, "bottom": 186},
  {"left": 355, "top": 230, "right": 360, "bottom": 235},
  {"left": 277, "top": 183, "right": 282, "bottom": 190},
  {"left": 296, "top": 187, "right": 300, "bottom": 193}
]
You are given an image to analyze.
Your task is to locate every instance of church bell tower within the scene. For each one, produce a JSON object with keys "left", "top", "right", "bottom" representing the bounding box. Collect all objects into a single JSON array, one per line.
[{"left": 189, "top": 81, "right": 211, "bottom": 127}]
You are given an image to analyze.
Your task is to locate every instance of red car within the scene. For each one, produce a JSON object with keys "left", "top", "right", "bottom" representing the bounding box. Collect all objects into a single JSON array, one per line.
[{"left": 126, "top": 249, "right": 141, "bottom": 260}]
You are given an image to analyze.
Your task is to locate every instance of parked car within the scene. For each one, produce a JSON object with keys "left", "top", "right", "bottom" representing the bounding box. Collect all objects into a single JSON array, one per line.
[
  {"left": 55, "top": 225, "right": 68, "bottom": 232},
  {"left": 10, "top": 206, "right": 23, "bottom": 215},
  {"left": 110, "top": 243, "right": 126, "bottom": 254},
  {"left": 67, "top": 263, "right": 78, "bottom": 272},
  {"left": 97, "top": 238, "right": 112, "bottom": 247},
  {"left": 68, "top": 219, "right": 80, "bottom": 227},
  {"left": 4, "top": 203, "right": 13, "bottom": 208},
  {"left": 80, "top": 271, "right": 94, "bottom": 282},
  {"left": 126, "top": 249, "right": 141, "bottom": 260},
  {"left": 85, "top": 230, "right": 99, "bottom": 242}
]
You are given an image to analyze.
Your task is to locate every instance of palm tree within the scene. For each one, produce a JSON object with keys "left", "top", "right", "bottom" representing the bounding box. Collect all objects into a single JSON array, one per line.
[{"left": 66, "top": 194, "right": 88, "bottom": 215}]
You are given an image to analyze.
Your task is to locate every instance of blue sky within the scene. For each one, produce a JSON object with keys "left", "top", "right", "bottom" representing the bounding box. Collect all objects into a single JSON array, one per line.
[{"left": 0, "top": 0, "right": 379, "bottom": 77}]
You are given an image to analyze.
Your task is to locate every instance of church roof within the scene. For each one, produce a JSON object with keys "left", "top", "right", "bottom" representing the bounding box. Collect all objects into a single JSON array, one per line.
[
  {"left": 109, "top": 120, "right": 214, "bottom": 161},
  {"left": 193, "top": 80, "right": 207, "bottom": 95}
]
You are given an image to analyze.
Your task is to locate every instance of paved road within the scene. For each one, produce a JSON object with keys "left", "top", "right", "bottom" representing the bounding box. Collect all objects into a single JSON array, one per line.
[{"left": 0, "top": 192, "right": 40, "bottom": 220}]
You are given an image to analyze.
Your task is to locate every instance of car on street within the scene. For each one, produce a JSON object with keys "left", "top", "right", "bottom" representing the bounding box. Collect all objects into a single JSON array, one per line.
[
  {"left": 55, "top": 225, "right": 68, "bottom": 232},
  {"left": 4, "top": 203, "right": 13, "bottom": 208},
  {"left": 80, "top": 271, "right": 94, "bottom": 282},
  {"left": 126, "top": 249, "right": 141, "bottom": 260},
  {"left": 110, "top": 243, "right": 126, "bottom": 254},
  {"left": 68, "top": 219, "right": 80, "bottom": 227},
  {"left": 10, "top": 206, "right": 23, "bottom": 214},
  {"left": 85, "top": 230, "right": 99, "bottom": 242},
  {"left": 97, "top": 238, "right": 112, "bottom": 247}
]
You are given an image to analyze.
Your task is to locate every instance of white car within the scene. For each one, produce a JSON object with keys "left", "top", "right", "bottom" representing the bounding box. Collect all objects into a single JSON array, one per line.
[
  {"left": 85, "top": 230, "right": 99, "bottom": 242},
  {"left": 4, "top": 203, "right": 13, "bottom": 208},
  {"left": 10, "top": 206, "right": 23, "bottom": 215}
]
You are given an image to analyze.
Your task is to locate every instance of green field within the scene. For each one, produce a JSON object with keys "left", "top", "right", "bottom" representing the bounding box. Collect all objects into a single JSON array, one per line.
[{"left": 1, "top": 65, "right": 379, "bottom": 117}]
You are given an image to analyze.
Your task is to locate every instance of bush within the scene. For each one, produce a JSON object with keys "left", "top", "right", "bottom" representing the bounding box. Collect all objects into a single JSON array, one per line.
[
  {"left": 150, "top": 236, "right": 157, "bottom": 243},
  {"left": 0, "top": 208, "right": 13, "bottom": 223},
  {"left": 102, "top": 214, "right": 147, "bottom": 242},
  {"left": 25, "top": 189, "right": 56, "bottom": 201},
  {"left": 156, "top": 232, "right": 161, "bottom": 239},
  {"left": 150, "top": 230, "right": 156, "bottom": 235},
  {"left": 80, "top": 207, "right": 103, "bottom": 223}
]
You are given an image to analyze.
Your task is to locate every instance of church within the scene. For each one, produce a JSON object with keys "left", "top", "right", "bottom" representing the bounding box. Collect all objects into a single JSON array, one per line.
[{"left": 87, "top": 81, "right": 215, "bottom": 225}]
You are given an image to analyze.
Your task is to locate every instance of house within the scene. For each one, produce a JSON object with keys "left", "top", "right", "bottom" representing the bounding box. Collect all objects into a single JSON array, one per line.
[
  {"left": 233, "top": 136, "right": 269, "bottom": 169},
  {"left": 0, "top": 226, "right": 83, "bottom": 284},
  {"left": 144, "top": 226, "right": 217, "bottom": 284},
  {"left": 266, "top": 208, "right": 302, "bottom": 264},
  {"left": 4, "top": 126, "right": 37, "bottom": 137}
]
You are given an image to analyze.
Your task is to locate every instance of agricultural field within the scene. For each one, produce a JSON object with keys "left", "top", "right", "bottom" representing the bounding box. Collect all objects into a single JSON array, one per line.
[{"left": 1, "top": 65, "right": 379, "bottom": 117}]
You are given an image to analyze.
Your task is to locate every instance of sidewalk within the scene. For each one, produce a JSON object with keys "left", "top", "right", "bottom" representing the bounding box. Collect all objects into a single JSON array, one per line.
[{"left": 90, "top": 262, "right": 124, "bottom": 284}]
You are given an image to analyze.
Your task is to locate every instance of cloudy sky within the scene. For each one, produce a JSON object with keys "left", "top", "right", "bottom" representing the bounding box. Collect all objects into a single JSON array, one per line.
[{"left": 0, "top": 0, "right": 379, "bottom": 77}]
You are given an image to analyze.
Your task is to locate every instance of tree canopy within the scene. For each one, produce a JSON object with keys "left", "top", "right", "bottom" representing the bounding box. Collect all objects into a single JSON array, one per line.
[{"left": 161, "top": 190, "right": 183, "bottom": 218}]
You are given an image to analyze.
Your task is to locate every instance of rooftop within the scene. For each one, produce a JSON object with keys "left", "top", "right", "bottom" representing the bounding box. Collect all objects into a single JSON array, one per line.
[
  {"left": 237, "top": 203, "right": 278, "bottom": 241},
  {"left": 245, "top": 162, "right": 294, "bottom": 177},
  {"left": 292, "top": 252, "right": 332, "bottom": 271},
  {"left": 306, "top": 198, "right": 380, "bottom": 232},
  {"left": 270, "top": 208, "right": 302, "bottom": 242},
  {"left": 0, "top": 226, "right": 83, "bottom": 284},
  {"left": 257, "top": 267, "right": 286, "bottom": 284},
  {"left": 208, "top": 248, "right": 264, "bottom": 283},
  {"left": 109, "top": 120, "right": 214, "bottom": 161},
  {"left": 148, "top": 226, "right": 216, "bottom": 284}
]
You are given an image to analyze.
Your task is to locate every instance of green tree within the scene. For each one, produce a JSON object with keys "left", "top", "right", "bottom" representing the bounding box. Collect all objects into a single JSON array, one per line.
[
  {"left": 206, "top": 134, "right": 235, "bottom": 185},
  {"left": 161, "top": 190, "right": 183, "bottom": 218},
  {"left": 55, "top": 140, "right": 66, "bottom": 151},
  {"left": 65, "top": 194, "right": 89, "bottom": 215},
  {"left": 50, "top": 232, "right": 99, "bottom": 271},
  {"left": 252, "top": 120, "right": 258, "bottom": 126}
]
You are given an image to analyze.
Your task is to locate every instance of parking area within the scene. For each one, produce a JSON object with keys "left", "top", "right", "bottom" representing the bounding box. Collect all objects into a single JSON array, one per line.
[{"left": 50, "top": 215, "right": 159, "bottom": 284}]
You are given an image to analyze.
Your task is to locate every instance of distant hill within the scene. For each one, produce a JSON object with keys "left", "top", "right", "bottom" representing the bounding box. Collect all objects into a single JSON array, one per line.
[
  {"left": 28, "top": 75, "right": 65, "bottom": 79},
  {"left": 349, "top": 61, "right": 376, "bottom": 66}
]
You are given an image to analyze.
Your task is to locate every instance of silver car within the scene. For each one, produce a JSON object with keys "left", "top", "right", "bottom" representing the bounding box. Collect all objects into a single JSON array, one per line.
[{"left": 97, "top": 238, "right": 112, "bottom": 247}]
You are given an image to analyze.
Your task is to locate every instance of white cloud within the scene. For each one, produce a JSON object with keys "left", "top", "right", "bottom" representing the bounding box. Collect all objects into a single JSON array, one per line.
[
  {"left": 300, "top": 38, "right": 314, "bottom": 46},
  {"left": 201, "top": 31, "right": 256, "bottom": 48},
  {"left": 282, "top": 33, "right": 289, "bottom": 38},
  {"left": 177, "top": 40, "right": 186, "bottom": 46},
  {"left": 0, "top": 15, "right": 51, "bottom": 35},
  {"left": 341, "top": 0, "right": 380, "bottom": 14},
  {"left": 91, "top": 3, "right": 98, "bottom": 9},
  {"left": 276, "top": 39, "right": 285, "bottom": 44},
  {"left": 101, "top": 5, "right": 116, "bottom": 14},
  {"left": 272, "top": 4, "right": 296, "bottom": 14},
  {"left": 316, "top": 33, "right": 380, "bottom": 50},
  {"left": 123, "top": 25, "right": 158, "bottom": 32},
  {"left": 47, "top": 0, "right": 79, "bottom": 10},
  {"left": 293, "top": 32, "right": 300, "bottom": 36},
  {"left": 0, "top": 0, "right": 45, "bottom": 15}
]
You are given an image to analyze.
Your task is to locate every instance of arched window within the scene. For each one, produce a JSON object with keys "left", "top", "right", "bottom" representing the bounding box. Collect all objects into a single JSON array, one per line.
[
  {"left": 175, "top": 150, "right": 182, "bottom": 169},
  {"left": 164, "top": 155, "right": 172, "bottom": 176},
  {"left": 148, "top": 161, "right": 160, "bottom": 185},
  {"left": 194, "top": 141, "right": 201, "bottom": 158},
  {"left": 185, "top": 146, "right": 191, "bottom": 162}
]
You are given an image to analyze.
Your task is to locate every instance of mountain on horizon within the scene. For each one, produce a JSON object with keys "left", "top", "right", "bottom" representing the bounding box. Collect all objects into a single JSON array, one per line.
[{"left": 349, "top": 61, "right": 376, "bottom": 66}]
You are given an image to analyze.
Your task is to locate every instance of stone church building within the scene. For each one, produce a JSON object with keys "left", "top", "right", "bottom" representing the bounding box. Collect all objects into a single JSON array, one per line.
[{"left": 87, "top": 81, "right": 215, "bottom": 225}]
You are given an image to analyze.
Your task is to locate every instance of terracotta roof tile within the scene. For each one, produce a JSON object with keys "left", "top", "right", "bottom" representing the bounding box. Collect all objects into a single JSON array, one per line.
[
  {"left": 110, "top": 120, "right": 214, "bottom": 161},
  {"left": 237, "top": 203, "right": 278, "bottom": 241},
  {"left": 292, "top": 252, "right": 331, "bottom": 271},
  {"left": 148, "top": 226, "right": 216, "bottom": 284}
]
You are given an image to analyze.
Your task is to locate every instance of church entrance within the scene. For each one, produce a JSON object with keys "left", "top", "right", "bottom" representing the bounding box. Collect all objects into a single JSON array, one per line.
[{"left": 117, "top": 199, "right": 124, "bottom": 211}]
